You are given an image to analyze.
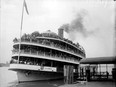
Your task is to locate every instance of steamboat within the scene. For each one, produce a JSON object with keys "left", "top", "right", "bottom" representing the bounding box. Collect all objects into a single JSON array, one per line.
[{"left": 9, "top": 28, "right": 86, "bottom": 82}]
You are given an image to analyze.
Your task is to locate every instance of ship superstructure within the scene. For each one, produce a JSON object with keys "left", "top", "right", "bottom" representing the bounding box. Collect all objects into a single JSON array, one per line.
[{"left": 9, "top": 29, "right": 86, "bottom": 82}]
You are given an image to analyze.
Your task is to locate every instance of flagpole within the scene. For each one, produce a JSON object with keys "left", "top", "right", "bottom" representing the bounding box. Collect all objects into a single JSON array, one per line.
[{"left": 18, "top": 0, "right": 25, "bottom": 64}]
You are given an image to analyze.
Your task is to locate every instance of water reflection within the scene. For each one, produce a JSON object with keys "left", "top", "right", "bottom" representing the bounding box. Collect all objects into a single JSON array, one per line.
[{"left": 15, "top": 80, "right": 64, "bottom": 87}]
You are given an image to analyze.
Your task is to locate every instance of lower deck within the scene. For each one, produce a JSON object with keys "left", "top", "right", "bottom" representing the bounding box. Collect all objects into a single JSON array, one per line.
[{"left": 10, "top": 56, "right": 79, "bottom": 73}]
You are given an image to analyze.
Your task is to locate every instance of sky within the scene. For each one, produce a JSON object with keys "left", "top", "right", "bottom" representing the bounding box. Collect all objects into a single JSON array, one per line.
[{"left": 0, "top": 0, "right": 115, "bottom": 63}]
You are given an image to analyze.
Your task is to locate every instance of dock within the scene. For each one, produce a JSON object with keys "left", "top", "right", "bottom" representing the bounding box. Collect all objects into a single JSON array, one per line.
[{"left": 59, "top": 81, "right": 115, "bottom": 87}]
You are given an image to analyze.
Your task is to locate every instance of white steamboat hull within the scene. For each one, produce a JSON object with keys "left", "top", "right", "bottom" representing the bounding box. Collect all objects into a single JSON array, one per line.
[
  {"left": 17, "top": 70, "right": 63, "bottom": 82},
  {"left": 9, "top": 64, "right": 63, "bottom": 82}
]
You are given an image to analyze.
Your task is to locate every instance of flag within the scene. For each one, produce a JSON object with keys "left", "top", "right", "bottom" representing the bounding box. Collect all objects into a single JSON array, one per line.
[{"left": 24, "top": 0, "right": 29, "bottom": 15}]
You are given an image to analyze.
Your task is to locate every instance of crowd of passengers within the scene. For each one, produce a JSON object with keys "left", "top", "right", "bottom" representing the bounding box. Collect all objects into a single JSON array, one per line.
[
  {"left": 38, "top": 39, "right": 81, "bottom": 54},
  {"left": 10, "top": 58, "right": 65, "bottom": 72},
  {"left": 12, "top": 48, "right": 81, "bottom": 62},
  {"left": 13, "top": 32, "right": 85, "bottom": 53},
  {"left": 11, "top": 57, "right": 79, "bottom": 73},
  {"left": 13, "top": 39, "right": 85, "bottom": 56},
  {"left": 10, "top": 58, "right": 42, "bottom": 66}
]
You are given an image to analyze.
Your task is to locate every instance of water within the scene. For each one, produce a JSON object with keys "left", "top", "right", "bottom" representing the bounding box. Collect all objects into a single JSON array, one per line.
[{"left": 0, "top": 67, "right": 18, "bottom": 87}]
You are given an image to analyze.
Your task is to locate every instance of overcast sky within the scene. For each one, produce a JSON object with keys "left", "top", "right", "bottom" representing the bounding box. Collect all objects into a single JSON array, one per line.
[{"left": 0, "top": 0, "right": 115, "bottom": 63}]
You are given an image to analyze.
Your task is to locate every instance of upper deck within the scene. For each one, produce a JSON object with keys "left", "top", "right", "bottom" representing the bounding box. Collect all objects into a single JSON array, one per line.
[
  {"left": 13, "top": 30, "right": 86, "bottom": 58},
  {"left": 10, "top": 30, "right": 86, "bottom": 69}
]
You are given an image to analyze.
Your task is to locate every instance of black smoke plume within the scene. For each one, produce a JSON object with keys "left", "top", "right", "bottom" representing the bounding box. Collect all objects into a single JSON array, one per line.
[{"left": 60, "top": 10, "right": 95, "bottom": 41}]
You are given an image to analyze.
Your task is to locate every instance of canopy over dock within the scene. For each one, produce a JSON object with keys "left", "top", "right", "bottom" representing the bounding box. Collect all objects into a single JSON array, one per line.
[{"left": 80, "top": 56, "right": 116, "bottom": 64}]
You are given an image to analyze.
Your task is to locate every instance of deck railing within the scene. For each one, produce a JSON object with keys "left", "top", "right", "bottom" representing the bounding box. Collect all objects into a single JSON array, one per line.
[
  {"left": 13, "top": 39, "right": 85, "bottom": 57},
  {"left": 9, "top": 64, "right": 57, "bottom": 72},
  {"left": 12, "top": 50, "right": 80, "bottom": 64}
]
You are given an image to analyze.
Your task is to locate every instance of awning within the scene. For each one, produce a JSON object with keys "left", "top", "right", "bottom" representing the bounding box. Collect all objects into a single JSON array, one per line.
[{"left": 80, "top": 56, "right": 116, "bottom": 64}]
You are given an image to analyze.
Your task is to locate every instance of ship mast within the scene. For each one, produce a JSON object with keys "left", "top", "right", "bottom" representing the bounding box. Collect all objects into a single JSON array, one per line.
[
  {"left": 114, "top": 0, "right": 116, "bottom": 69},
  {"left": 18, "top": 0, "right": 29, "bottom": 63}
]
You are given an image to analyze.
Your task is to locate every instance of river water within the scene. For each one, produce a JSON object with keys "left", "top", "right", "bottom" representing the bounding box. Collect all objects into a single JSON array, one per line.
[{"left": 0, "top": 67, "right": 18, "bottom": 87}]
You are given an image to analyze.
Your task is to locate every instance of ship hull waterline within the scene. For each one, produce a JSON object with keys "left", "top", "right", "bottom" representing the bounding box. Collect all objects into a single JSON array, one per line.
[{"left": 14, "top": 70, "right": 64, "bottom": 82}]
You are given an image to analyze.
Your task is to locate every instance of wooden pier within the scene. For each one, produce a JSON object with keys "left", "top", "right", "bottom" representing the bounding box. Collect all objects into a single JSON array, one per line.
[{"left": 64, "top": 65, "right": 74, "bottom": 84}]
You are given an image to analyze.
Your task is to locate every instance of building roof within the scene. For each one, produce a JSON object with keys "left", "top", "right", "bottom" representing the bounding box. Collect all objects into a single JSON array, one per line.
[{"left": 80, "top": 56, "right": 116, "bottom": 64}]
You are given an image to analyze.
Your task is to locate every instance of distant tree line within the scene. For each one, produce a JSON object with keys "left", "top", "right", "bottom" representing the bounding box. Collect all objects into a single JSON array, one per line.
[{"left": 0, "top": 61, "right": 9, "bottom": 67}]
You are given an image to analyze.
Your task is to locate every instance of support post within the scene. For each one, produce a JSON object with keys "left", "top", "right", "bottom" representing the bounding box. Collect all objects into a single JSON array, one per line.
[
  {"left": 86, "top": 65, "right": 90, "bottom": 82},
  {"left": 99, "top": 64, "right": 101, "bottom": 79},
  {"left": 106, "top": 64, "right": 109, "bottom": 79},
  {"left": 112, "top": 64, "right": 116, "bottom": 81},
  {"left": 64, "top": 65, "right": 74, "bottom": 84}
]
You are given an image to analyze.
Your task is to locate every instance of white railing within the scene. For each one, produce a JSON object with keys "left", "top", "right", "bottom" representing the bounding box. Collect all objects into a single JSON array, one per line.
[
  {"left": 14, "top": 40, "right": 85, "bottom": 57},
  {"left": 13, "top": 42, "right": 85, "bottom": 59},
  {"left": 12, "top": 52, "right": 80, "bottom": 64},
  {"left": 9, "top": 64, "right": 57, "bottom": 72}
]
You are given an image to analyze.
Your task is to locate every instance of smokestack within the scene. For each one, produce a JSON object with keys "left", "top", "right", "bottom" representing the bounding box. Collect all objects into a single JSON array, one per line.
[{"left": 58, "top": 28, "right": 64, "bottom": 38}]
